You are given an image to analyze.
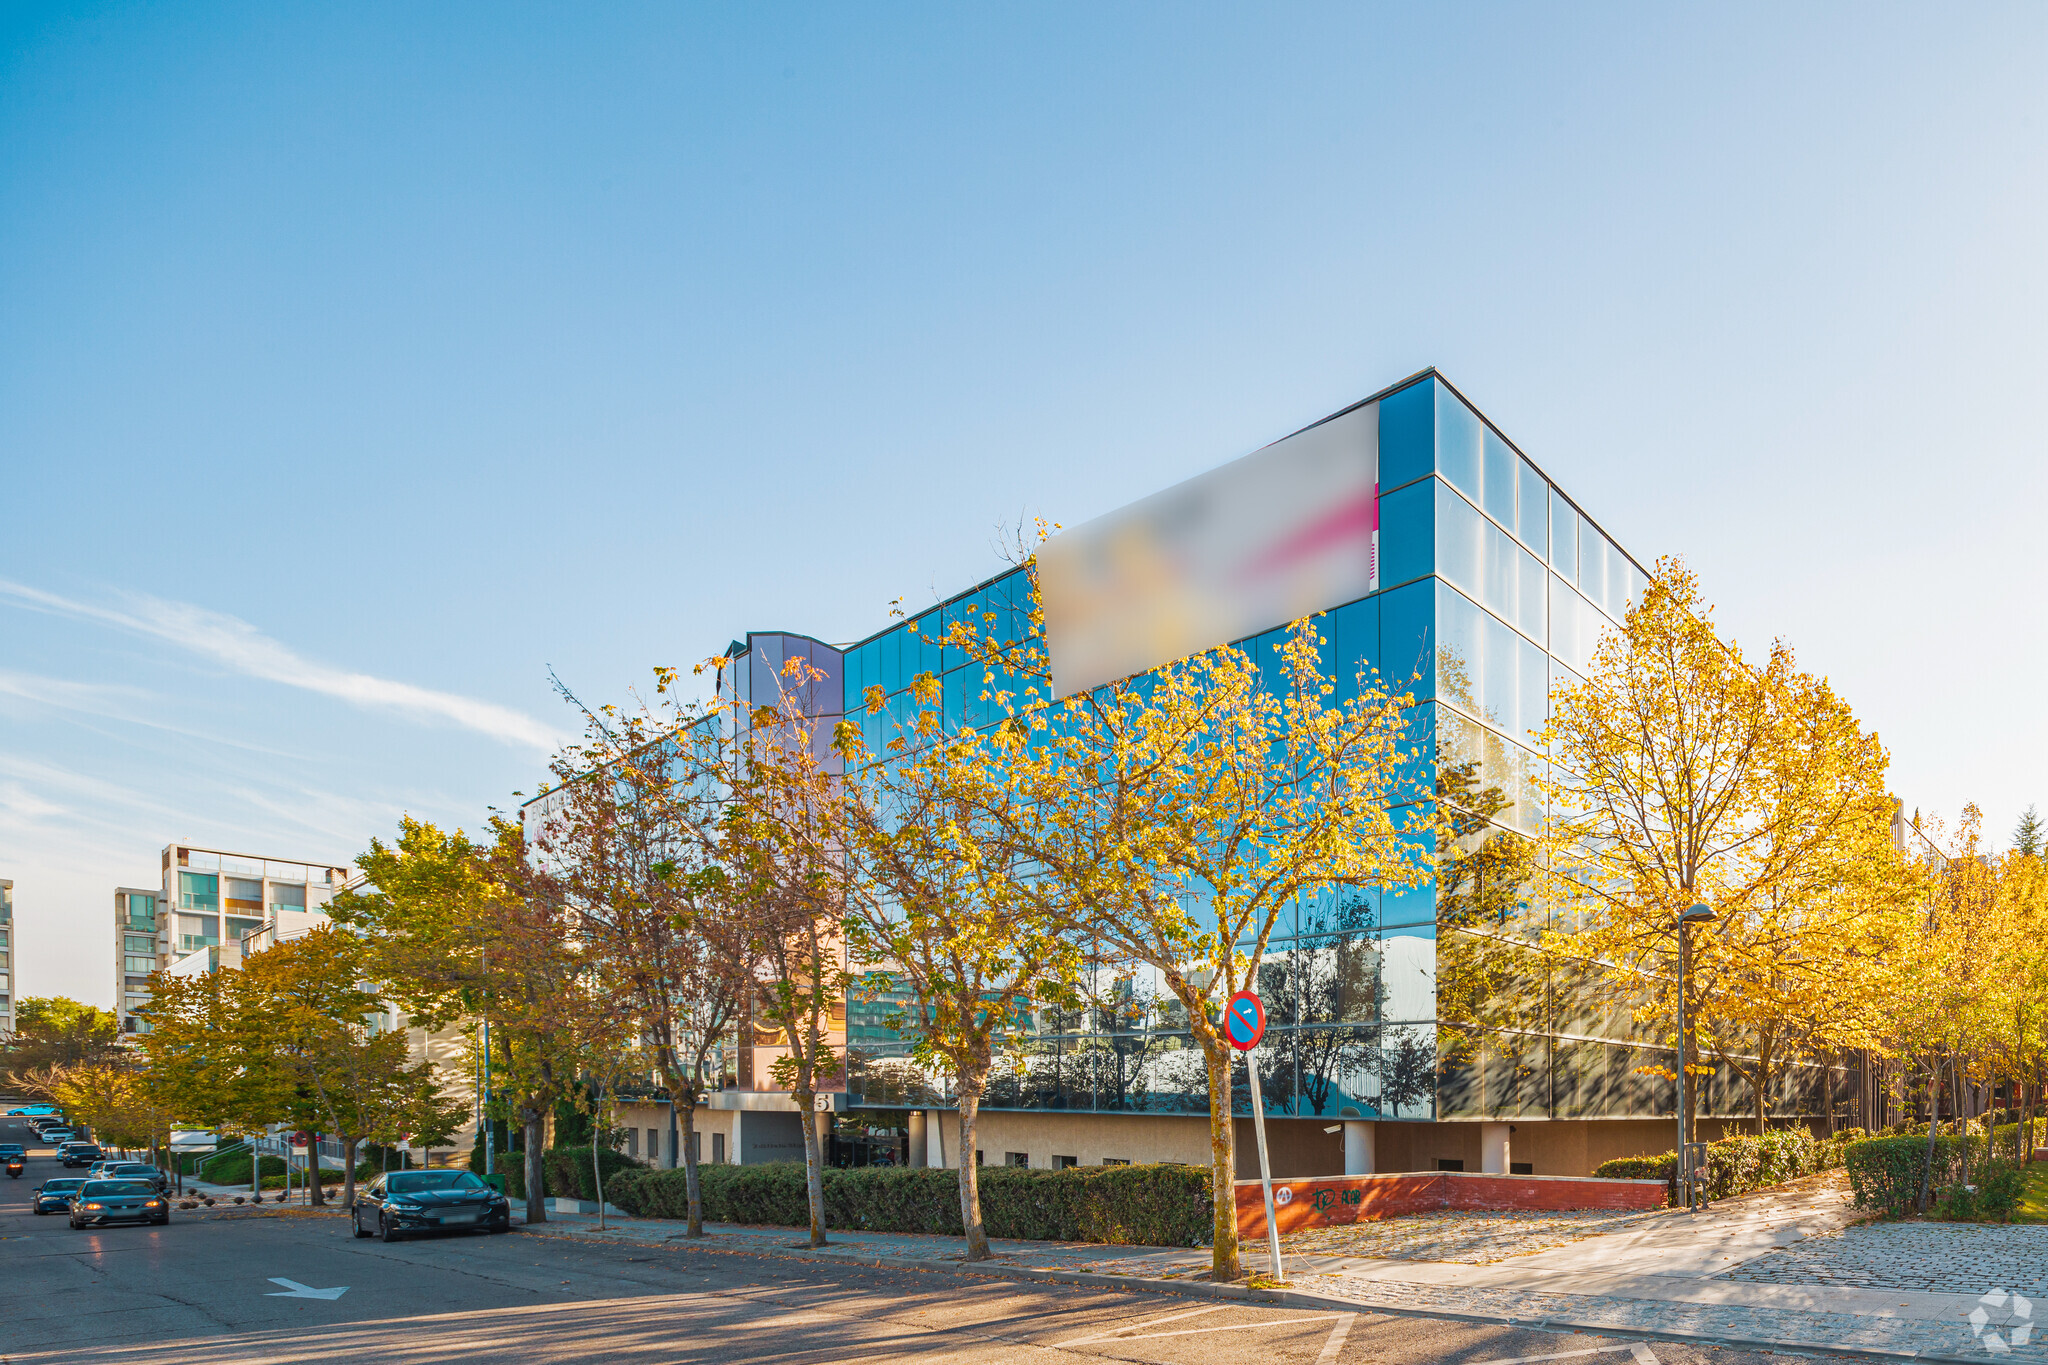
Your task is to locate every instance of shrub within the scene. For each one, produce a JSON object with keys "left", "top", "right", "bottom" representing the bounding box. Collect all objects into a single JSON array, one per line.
[
  {"left": 1592, "top": 1154, "right": 1676, "bottom": 1181},
  {"left": 604, "top": 1161, "right": 1214, "bottom": 1246},
  {"left": 1594, "top": 1128, "right": 1849, "bottom": 1206},
  {"left": 1844, "top": 1133, "right": 1989, "bottom": 1217},
  {"left": 543, "top": 1146, "right": 644, "bottom": 1203}
]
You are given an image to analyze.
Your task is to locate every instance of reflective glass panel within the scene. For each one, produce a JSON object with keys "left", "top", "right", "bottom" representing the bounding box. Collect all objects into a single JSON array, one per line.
[
  {"left": 1378, "top": 480, "right": 1432, "bottom": 588},
  {"left": 1436, "top": 385, "right": 1482, "bottom": 501},
  {"left": 1435, "top": 483, "right": 1483, "bottom": 596},
  {"left": 1577, "top": 512, "right": 1606, "bottom": 613},
  {"left": 1378, "top": 579, "right": 1434, "bottom": 700},
  {"left": 1550, "top": 495, "right": 1576, "bottom": 578},
  {"left": 1482, "top": 428, "right": 1515, "bottom": 527},
  {"left": 1517, "top": 459, "right": 1547, "bottom": 554},
  {"left": 1378, "top": 378, "right": 1435, "bottom": 489}
]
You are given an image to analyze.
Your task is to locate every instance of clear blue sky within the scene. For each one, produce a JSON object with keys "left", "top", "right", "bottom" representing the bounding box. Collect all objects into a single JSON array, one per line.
[{"left": 4, "top": 4, "right": 2044, "bottom": 1006}]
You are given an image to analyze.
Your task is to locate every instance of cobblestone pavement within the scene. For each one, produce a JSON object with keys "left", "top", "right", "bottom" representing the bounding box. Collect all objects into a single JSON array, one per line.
[
  {"left": 1721, "top": 1222, "right": 2048, "bottom": 1295},
  {"left": 1278, "top": 1208, "right": 1674, "bottom": 1264},
  {"left": 1292, "top": 1272, "right": 2043, "bottom": 1361}
]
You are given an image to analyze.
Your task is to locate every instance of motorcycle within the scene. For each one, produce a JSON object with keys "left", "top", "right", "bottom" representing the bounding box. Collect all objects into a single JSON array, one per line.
[{"left": 5, "top": 1159, "right": 23, "bottom": 1179}]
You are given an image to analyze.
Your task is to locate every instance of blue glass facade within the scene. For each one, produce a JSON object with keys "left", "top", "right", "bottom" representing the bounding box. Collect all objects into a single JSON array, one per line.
[{"left": 729, "top": 371, "right": 1840, "bottom": 1130}]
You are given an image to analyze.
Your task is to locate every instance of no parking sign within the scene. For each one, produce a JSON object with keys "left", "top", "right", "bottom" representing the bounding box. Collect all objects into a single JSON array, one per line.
[{"left": 1223, "top": 990, "right": 1265, "bottom": 1051}]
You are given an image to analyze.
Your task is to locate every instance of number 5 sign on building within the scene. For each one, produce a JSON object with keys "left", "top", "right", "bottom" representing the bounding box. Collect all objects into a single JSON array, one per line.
[{"left": 1224, "top": 990, "right": 1284, "bottom": 1281}]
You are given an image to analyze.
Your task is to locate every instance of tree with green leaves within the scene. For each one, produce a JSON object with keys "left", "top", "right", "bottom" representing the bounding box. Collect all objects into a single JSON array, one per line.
[
  {"left": 332, "top": 815, "right": 590, "bottom": 1225},
  {"left": 2015, "top": 805, "right": 2043, "bottom": 858},
  {"left": 3, "top": 997, "right": 122, "bottom": 1084}
]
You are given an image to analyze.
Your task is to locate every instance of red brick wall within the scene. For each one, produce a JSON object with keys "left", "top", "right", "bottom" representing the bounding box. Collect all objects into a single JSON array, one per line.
[{"left": 1234, "top": 1171, "right": 1667, "bottom": 1238}]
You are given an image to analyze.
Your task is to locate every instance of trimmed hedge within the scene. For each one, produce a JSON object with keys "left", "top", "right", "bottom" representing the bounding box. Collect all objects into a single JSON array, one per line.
[
  {"left": 495, "top": 1146, "right": 643, "bottom": 1203},
  {"left": 1593, "top": 1127, "right": 1854, "bottom": 1204},
  {"left": 544, "top": 1145, "right": 644, "bottom": 1203},
  {"left": 1844, "top": 1133, "right": 1987, "bottom": 1218},
  {"left": 605, "top": 1162, "right": 1214, "bottom": 1246}
]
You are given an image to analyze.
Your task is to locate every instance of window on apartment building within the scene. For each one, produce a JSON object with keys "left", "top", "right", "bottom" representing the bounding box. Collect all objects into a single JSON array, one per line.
[
  {"left": 224, "top": 878, "right": 263, "bottom": 913},
  {"left": 625, "top": 1129, "right": 638, "bottom": 1158},
  {"left": 650, "top": 1128, "right": 663, "bottom": 1165},
  {"left": 712, "top": 1134, "right": 726, "bottom": 1164},
  {"left": 270, "top": 883, "right": 307, "bottom": 915},
  {"left": 125, "top": 894, "right": 155, "bottom": 929},
  {"left": 1510, "top": 1163, "right": 1533, "bottom": 1175},
  {"left": 1005, "top": 1152, "right": 1029, "bottom": 1167},
  {"left": 1437, "top": 1159, "right": 1465, "bottom": 1172},
  {"left": 974, "top": 1150, "right": 984, "bottom": 1166},
  {"left": 178, "top": 873, "right": 218, "bottom": 911},
  {"left": 1101, "top": 1158, "right": 1129, "bottom": 1166},
  {"left": 124, "top": 934, "right": 153, "bottom": 954},
  {"left": 1053, "top": 1155, "right": 1077, "bottom": 1169}
]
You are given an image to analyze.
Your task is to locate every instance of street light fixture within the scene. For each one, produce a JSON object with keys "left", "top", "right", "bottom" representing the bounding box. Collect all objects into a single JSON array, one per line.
[{"left": 1676, "top": 902, "right": 1717, "bottom": 1211}]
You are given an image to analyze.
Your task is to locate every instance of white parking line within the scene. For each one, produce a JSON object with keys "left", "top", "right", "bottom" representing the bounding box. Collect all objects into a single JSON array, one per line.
[
  {"left": 1059, "top": 1303, "right": 1229, "bottom": 1345},
  {"left": 1464, "top": 1343, "right": 1660, "bottom": 1365},
  {"left": 1315, "top": 1311, "right": 1356, "bottom": 1364}
]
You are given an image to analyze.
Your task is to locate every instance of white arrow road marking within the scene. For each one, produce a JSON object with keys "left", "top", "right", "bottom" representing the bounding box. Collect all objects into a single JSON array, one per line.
[{"left": 266, "top": 1277, "right": 348, "bottom": 1300}]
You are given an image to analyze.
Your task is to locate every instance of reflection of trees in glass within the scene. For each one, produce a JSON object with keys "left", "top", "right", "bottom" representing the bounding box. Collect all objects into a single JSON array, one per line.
[{"left": 1436, "top": 725, "right": 1544, "bottom": 1112}]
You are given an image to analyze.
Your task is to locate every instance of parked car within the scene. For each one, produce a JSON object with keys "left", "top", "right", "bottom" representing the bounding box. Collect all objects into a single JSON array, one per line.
[
  {"left": 36, "top": 1127, "right": 75, "bottom": 1145},
  {"left": 351, "top": 1170, "right": 511, "bottom": 1242},
  {"left": 60, "top": 1144, "right": 104, "bottom": 1168},
  {"left": 6, "top": 1105, "right": 59, "bottom": 1117},
  {"left": 33, "top": 1178, "right": 85, "bottom": 1215},
  {"left": 68, "top": 1178, "right": 169, "bottom": 1229}
]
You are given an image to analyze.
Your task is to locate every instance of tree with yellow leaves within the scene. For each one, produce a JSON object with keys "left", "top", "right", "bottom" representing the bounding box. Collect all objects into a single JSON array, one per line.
[
  {"left": 836, "top": 667, "right": 1087, "bottom": 1262},
  {"left": 950, "top": 571, "right": 1424, "bottom": 1282},
  {"left": 1538, "top": 558, "right": 1909, "bottom": 1139}
]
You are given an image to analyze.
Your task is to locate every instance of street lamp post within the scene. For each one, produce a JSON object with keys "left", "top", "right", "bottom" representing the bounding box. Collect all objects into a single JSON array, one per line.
[{"left": 1676, "top": 901, "right": 1717, "bottom": 1211}]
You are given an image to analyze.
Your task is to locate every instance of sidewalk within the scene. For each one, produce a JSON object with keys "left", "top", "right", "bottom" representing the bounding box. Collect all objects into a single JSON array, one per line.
[{"left": 511, "top": 1174, "right": 2043, "bottom": 1363}]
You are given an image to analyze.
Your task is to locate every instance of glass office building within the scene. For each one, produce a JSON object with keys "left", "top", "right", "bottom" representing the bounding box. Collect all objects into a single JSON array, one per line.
[{"left": 705, "top": 370, "right": 1847, "bottom": 1173}]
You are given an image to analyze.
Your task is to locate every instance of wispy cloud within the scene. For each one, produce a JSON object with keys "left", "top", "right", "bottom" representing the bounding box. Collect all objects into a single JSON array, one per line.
[{"left": 0, "top": 579, "right": 561, "bottom": 753}]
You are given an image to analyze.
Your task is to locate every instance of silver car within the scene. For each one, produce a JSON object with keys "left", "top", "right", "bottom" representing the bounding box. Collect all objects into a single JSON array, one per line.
[{"left": 68, "top": 1178, "right": 170, "bottom": 1229}]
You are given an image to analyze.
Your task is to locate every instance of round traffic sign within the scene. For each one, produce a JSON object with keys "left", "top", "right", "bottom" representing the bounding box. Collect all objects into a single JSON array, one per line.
[{"left": 1223, "top": 990, "right": 1266, "bottom": 1051}]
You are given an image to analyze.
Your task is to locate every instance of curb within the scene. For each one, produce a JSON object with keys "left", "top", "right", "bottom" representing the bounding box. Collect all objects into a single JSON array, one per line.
[{"left": 511, "top": 1223, "right": 1992, "bottom": 1364}]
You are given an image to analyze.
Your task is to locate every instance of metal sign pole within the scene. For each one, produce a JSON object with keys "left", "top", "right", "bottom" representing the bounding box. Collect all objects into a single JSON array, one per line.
[{"left": 1244, "top": 1052, "right": 1283, "bottom": 1282}]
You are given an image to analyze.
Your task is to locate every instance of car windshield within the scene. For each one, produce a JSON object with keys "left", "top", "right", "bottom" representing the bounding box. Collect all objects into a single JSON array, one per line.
[
  {"left": 113, "top": 1166, "right": 157, "bottom": 1176},
  {"left": 81, "top": 1180, "right": 156, "bottom": 1196},
  {"left": 387, "top": 1171, "right": 487, "bottom": 1194},
  {"left": 41, "top": 1180, "right": 84, "bottom": 1191}
]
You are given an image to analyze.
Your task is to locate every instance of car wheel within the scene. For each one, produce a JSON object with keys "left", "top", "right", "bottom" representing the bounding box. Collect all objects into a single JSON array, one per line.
[
  {"left": 379, "top": 1212, "right": 401, "bottom": 1243},
  {"left": 352, "top": 1210, "right": 372, "bottom": 1239}
]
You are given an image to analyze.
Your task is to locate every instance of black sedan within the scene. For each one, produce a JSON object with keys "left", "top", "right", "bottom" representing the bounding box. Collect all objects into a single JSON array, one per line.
[
  {"left": 59, "top": 1144, "right": 103, "bottom": 1168},
  {"left": 68, "top": 1178, "right": 170, "bottom": 1229},
  {"left": 33, "top": 1178, "right": 85, "bottom": 1214},
  {"left": 351, "top": 1170, "right": 511, "bottom": 1241}
]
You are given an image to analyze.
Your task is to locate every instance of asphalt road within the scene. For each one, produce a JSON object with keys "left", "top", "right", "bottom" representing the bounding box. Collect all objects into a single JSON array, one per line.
[{"left": 0, "top": 1114, "right": 1874, "bottom": 1365}]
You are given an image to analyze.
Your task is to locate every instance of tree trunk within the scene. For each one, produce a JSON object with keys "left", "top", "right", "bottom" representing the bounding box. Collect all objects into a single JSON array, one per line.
[
  {"left": 592, "top": 1121, "right": 607, "bottom": 1231},
  {"left": 341, "top": 1137, "right": 358, "bottom": 1211},
  {"left": 1917, "top": 1059, "right": 1942, "bottom": 1212},
  {"left": 956, "top": 1082, "right": 988, "bottom": 1261},
  {"left": 523, "top": 1109, "right": 547, "bottom": 1224},
  {"left": 797, "top": 1083, "right": 827, "bottom": 1248},
  {"left": 676, "top": 1084, "right": 704, "bottom": 1238},
  {"left": 1203, "top": 1040, "right": 1239, "bottom": 1282},
  {"left": 307, "top": 1140, "right": 325, "bottom": 1206}
]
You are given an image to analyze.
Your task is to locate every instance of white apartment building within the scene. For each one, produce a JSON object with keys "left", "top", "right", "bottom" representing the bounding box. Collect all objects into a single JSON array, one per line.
[
  {"left": 1, "top": 879, "right": 15, "bottom": 1035},
  {"left": 117, "top": 844, "right": 350, "bottom": 1033}
]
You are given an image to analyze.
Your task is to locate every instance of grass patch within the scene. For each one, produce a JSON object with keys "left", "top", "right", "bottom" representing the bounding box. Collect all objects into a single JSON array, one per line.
[{"left": 2013, "top": 1164, "right": 2048, "bottom": 1223}]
